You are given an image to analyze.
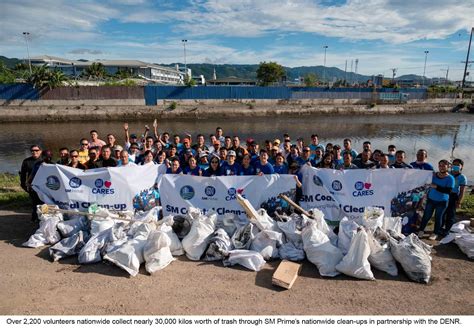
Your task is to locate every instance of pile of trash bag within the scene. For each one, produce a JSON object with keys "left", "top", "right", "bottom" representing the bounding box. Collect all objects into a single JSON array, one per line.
[
  {"left": 440, "top": 221, "right": 474, "bottom": 259},
  {"left": 23, "top": 204, "right": 441, "bottom": 283}
]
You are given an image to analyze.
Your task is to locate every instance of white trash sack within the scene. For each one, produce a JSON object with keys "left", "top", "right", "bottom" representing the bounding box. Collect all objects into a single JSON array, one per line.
[
  {"left": 143, "top": 230, "right": 175, "bottom": 274},
  {"left": 277, "top": 214, "right": 305, "bottom": 249},
  {"left": 302, "top": 222, "right": 343, "bottom": 277},
  {"left": 23, "top": 206, "right": 63, "bottom": 248},
  {"left": 278, "top": 241, "right": 306, "bottom": 261},
  {"left": 360, "top": 207, "right": 384, "bottom": 230},
  {"left": 250, "top": 230, "right": 283, "bottom": 260},
  {"left": 78, "top": 223, "right": 126, "bottom": 264},
  {"left": 440, "top": 222, "right": 474, "bottom": 259},
  {"left": 390, "top": 234, "right": 432, "bottom": 283},
  {"left": 306, "top": 209, "right": 338, "bottom": 246},
  {"left": 336, "top": 228, "right": 375, "bottom": 280},
  {"left": 223, "top": 250, "right": 266, "bottom": 272},
  {"left": 382, "top": 216, "right": 402, "bottom": 235},
  {"left": 231, "top": 223, "right": 258, "bottom": 250},
  {"left": 367, "top": 228, "right": 398, "bottom": 276},
  {"left": 337, "top": 217, "right": 359, "bottom": 255},
  {"left": 159, "top": 216, "right": 184, "bottom": 256},
  {"left": 182, "top": 210, "right": 217, "bottom": 260},
  {"left": 57, "top": 215, "right": 88, "bottom": 238},
  {"left": 103, "top": 222, "right": 154, "bottom": 276},
  {"left": 49, "top": 230, "right": 88, "bottom": 262},
  {"left": 204, "top": 229, "right": 233, "bottom": 261}
]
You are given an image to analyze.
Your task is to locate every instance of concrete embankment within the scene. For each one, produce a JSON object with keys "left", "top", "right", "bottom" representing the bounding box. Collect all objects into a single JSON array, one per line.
[{"left": 0, "top": 98, "right": 463, "bottom": 122}]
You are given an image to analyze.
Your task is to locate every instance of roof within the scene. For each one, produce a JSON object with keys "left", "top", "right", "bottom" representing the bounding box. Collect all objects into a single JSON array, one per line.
[{"left": 208, "top": 76, "right": 257, "bottom": 83}]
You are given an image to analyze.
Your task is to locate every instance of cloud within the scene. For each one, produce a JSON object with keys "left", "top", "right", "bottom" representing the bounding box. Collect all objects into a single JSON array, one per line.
[{"left": 69, "top": 49, "right": 103, "bottom": 55}]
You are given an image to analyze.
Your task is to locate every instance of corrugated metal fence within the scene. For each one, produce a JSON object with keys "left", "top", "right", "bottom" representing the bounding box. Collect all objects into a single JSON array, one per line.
[
  {"left": 0, "top": 84, "right": 39, "bottom": 101},
  {"left": 40, "top": 86, "right": 144, "bottom": 100}
]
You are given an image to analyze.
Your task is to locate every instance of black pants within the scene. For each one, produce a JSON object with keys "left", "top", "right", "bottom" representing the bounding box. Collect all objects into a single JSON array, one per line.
[
  {"left": 29, "top": 190, "right": 43, "bottom": 222},
  {"left": 443, "top": 193, "right": 459, "bottom": 233}
]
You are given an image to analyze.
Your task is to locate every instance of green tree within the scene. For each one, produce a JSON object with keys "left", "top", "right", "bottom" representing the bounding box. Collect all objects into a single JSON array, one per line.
[
  {"left": 26, "top": 65, "right": 68, "bottom": 89},
  {"left": 304, "top": 73, "right": 318, "bottom": 87},
  {"left": 256, "top": 61, "right": 285, "bottom": 86},
  {"left": 184, "top": 75, "right": 196, "bottom": 87},
  {"left": 83, "top": 62, "right": 107, "bottom": 80},
  {"left": 47, "top": 70, "right": 68, "bottom": 89},
  {"left": 0, "top": 61, "right": 16, "bottom": 84}
]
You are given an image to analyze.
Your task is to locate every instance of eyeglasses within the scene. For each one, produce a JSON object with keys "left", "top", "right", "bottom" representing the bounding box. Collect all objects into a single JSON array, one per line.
[
  {"left": 81, "top": 143, "right": 88, "bottom": 146},
  {"left": 89, "top": 153, "right": 97, "bottom": 156},
  {"left": 303, "top": 149, "right": 310, "bottom": 152},
  {"left": 211, "top": 161, "right": 219, "bottom": 164},
  {"left": 31, "top": 149, "right": 40, "bottom": 152}
]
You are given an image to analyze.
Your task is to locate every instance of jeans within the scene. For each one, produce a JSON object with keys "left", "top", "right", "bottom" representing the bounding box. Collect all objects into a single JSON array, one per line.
[
  {"left": 419, "top": 198, "right": 448, "bottom": 235},
  {"left": 443, "top": 193, "right": 459, "bottom": 232}
]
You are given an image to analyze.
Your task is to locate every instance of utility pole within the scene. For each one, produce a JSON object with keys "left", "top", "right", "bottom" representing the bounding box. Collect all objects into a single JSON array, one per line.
[
  {"left": 344, "top": 60, "right": 347, "bottom": 86},
  {"left": 354, "top": 59, "right": 359, "bottom": 85},
  {"left": 390, "top": 68, "right": 397, "bottom": 84},
  {"left": 182, "top": 39, "right": 188, "bottom": 79},
  {"left": 440, "top": 67, "right": 449, "bottom": 87},
  {"left": 350, "top": 60, "right": 353, "bottom": 85},
  {"left": 322, "top": 45, "right": 328, "bottom": 85},
  {"left": 461, "top": 27, "right": 473, "bottom": 96},
  {"left": 22, "top": 32, "right": 32, "bottom": 74},
  {"left": 422, "top": 50, "right": 429, "bottom": 87}
]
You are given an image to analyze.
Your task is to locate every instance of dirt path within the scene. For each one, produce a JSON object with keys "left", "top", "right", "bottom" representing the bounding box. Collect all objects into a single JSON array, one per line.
[{"left": 0, "top": 210, "right": 473, "bottom": 316}]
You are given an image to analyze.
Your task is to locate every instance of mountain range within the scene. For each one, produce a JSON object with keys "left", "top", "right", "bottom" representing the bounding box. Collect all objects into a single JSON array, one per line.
[{"left": 1, "top": 55, "right": 433, "bottom": 84}]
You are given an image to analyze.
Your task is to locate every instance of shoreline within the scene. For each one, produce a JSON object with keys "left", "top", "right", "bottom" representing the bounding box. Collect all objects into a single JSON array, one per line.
[{"left": 0, "top": 98, "right": 466, "bottom": 122}]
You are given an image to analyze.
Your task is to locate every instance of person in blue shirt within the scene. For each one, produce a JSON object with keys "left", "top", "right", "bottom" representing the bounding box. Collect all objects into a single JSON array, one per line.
[
  {"left": 254, "top": 149, "right": 274, "bottom": 175},
  {"left": 183, "top": 156, "right": 202, "bottom": 176},
  {"left": 297, "top": 147, "right": 312, "bottom": 166},
  {"left": 391, "top": 150, "right": 413, "bottom": 169},
  {"left": 198, "top": 152, "right": 209, "bottom": 171},
  {"left": 203, "top": 155, "right": 221, "bottom": 177},
  {"left": 166, "top": 158, "right": 183, "bottom": 174},
  {"left": 238, "top": 154, "right": 256, "bottom": 175},
  {"left": 309, "top": 134, "right": 324, "bottom": 154},
  {"left": 443, "top": 158, "right": 468, "bottom": 234},
  {"left": 418, "top": 159, "right": 455, "bottom": 240},
  {"left": 273, "top": 153, "right": 288, "bottom": 174},
  {"left": 341, "top": 138, "right": 358, "bottom": 159},
  {"left": 220, "top": 150, "right": 241, "bottom": 176},
  {"left": 410, "top": 149, "right": 434, "bottom": 171}
]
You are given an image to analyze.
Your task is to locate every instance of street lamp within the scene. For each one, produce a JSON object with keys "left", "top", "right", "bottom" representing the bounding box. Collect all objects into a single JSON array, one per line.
[
  {"left": 22, "top": 32, "right": 32, "bottom": 74},
  {"left": 182, "top": 39, "right": 188, "bottom": 78},
  {"left": 322, "top": 45, "right": 328, "bottom": 85},
  {"left": 422, "top": 50, "right": 429, "bottom": 87}
]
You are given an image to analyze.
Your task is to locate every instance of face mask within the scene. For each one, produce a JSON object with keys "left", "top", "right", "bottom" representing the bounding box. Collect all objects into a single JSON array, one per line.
[
  {"left": 388, "top": 151, "right": 395, "bottom": 155},
  {"left": 452, "top": 165, "right": 461, "bottom": 172}
]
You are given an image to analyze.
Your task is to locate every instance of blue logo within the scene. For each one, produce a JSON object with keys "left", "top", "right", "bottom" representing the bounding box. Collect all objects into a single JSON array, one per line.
[
  {"left": 69, "top": 177, "right": 82, "bottom": 188},
  {"left": 313, "top": 175, "right": 323, "bottom": 186},
  {"left": 332, "top": 180, "right": 342, "bottom": 191},
  {"left": 205, "top": 186, "right": 216, "bottom": 197},
  {"left": 180, "top": 185, "right": 195, "bottom": 200},
  {"left": 45, "top": 175, "right": 60, "bottom": 190},
  {"left": 354, "top": 181, "right": 364, "bottom": 191},
  {"left": 95, "top": 179, "right": 104, "bottom": 188},
  {"left": 227, "top": 187, "right": 236, "bottom": 196}
]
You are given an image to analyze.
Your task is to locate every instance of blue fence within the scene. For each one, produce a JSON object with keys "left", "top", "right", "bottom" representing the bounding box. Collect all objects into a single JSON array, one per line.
[
  {"left": 0, "top": 84, "right": 39, "bottom": 101},
  {"left": 144, "top": 86, "right": 427, "bottom": 105}
]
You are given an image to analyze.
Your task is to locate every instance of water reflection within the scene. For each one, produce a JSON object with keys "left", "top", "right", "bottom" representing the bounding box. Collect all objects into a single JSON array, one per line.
[{"left": 1, "top": 113, "right": 472, "bottom": 179}]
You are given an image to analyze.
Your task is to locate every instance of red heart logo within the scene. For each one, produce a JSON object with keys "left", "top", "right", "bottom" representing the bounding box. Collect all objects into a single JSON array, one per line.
[
  {"left": 237, "top": 188, "right": 244, "bottom": 194},
  {"left": 104, "top": 181, "right": 112, "bottom": 188},
  {"left": 364, "top": 182, "right": 371, "bottom": 189}
]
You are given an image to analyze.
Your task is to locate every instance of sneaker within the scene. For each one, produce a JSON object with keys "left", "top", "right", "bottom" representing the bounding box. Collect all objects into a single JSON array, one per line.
[
  {"left": 429, "top": 234, "right": 438, "bottom": 241},
  {"left": 418, "top": 231, "right": 424, "bottom": 238}
]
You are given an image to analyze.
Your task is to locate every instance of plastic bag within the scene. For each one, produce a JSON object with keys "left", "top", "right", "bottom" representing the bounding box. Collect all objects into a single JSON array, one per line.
[
  {"left": 103, "top": 222, "right": 154, "bottom": 276},
  {"left": 49, "top": 231, "right": 88, "bottom": 262},
  {"left": 133, "top": 206, "right": 161, "bottom": 223},
  {"left": 383, "top": 216, "right": 402, "bottom": 235},
  {"left": 204, "top": 229, "right": 233, "bottom": 261},
  {"left": 171, "top": 215, "right": 192, "bottom": 239},
  {"left": 231, "top": 223, "right": 258, "bottom": 250},
  {"left": 304, "top": 211, "right": 338, "bottom": 246},
  {"left": 390, "top": 234, "right": 431, "bottom": 283},
  {"left": 250, "top": 230, "right": 282, "bottom": 260},
  {"left": 78, "top": 223, "right": 126, "bottom": 264},
  {"left": 143, "top": 230, "right": 174, "bottom": 274},
  {"left": 215, "top": 213, "right": 239, "bottom": 238},
  {"left": 223, "top": 250, "right": 266, "bottom": 271},
  {"left": 277, "top": 215, "right": 304, "bottom": 248},
  {"left": 454, "top": 234, "right": 474, "bottom": 259},
  {"left": 158, "top": 216, "right": 184, "bottom": 256},
  {"left": 360, "top": 207, "right": 384, "bottom": 230},
  {"left": 23, "top": 206, "right": 63, "bottom": 248},
  {"left": 90, "top": 218, "right": 115, "bottom": 236},
  {"left": 182, "top": 211, "right": 217, "bottom": 260},
  {"left": 278, "top": 242, "right": 306, "bottom": 261},
  {"left": 57, "top": 216, "right": 88, "bottom": 238},
  {"left": 337, "top": 217, "right": 359, "bottom": 255},
  {"left": 302, "top": 223, "right": 343, "bottom": 277},
  {"left": 256, "top": 209, "right": 280, "bottom": 232},
  {"left": 367, "top": 228, "right": 398, "bottom": 276},
  {"left": 335, "top": 228, "right": 374, "bottom": 280}
]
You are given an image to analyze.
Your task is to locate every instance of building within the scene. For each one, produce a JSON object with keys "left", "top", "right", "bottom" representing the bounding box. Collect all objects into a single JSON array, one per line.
[
  {"left": 28, "top": 55, "right": 188, "bottom": 85},
  {"left": 206, "top": 76, "right": 257, "bottom": 86}
]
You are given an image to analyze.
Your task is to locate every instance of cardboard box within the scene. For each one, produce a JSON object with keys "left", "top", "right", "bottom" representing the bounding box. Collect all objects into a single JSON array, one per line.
[{"left": 272, "top": 260, "right": 302, "bottom": 289}]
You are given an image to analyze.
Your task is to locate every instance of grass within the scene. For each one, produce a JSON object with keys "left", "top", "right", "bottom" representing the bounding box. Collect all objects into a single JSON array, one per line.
[
  {"left": 0, "top": 173, "right": 30, "bottom": 210},
  {"left": 458, "top": 193, "right": 474, "bottom": 219}
]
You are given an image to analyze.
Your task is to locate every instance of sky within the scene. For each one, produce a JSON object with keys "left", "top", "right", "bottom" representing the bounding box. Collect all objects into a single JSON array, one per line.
[{"left": 1, "top": 0, "right": 474, "bottom": 80}]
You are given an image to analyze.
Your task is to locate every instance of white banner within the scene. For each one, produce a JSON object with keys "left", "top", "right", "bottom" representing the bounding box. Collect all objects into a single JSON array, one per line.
[
  {"left": 300, "top": 166, "right": 432, "bottom": 222},
  {"left": 159, "top": 174, "right": 296, "bottom": 219},
  {"left": 32, "top": 163, "right": 164, "bottom": 211}
]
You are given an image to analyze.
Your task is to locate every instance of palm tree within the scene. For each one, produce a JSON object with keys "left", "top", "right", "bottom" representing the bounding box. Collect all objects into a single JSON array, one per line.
[
  {"left": 47, "top": 70, "right": 68, "bottom": 89},
  {"left": 84, "top": 62, "right": 107, "bottom": 80}
]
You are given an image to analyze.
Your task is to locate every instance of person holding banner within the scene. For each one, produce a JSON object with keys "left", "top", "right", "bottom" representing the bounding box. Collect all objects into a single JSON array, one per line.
[
  {"left": 418, "top": 159, "right": 455, "bottom": 240},
  {"left": 183, "top": 156, "right": 202, "bottom": 176},
  {"left": 68, "top": 150, "right": 86, "bottom": 170},
  {"left": 238, "top": 154, "right": 256, "bottom": 176},
  {"left": 166, "top": 158, "right": 183, "bottom": 174},
  {"left": 220, "top": 150, "right": 241, "bottom": 176},
  {"left": 336, "top": 152, "right": 358, "bottom": 170},
  {"left": 255, "top": 149, "right": 275, "bottom": 175},
  {"left": 203, "top": 154, "right": 221, "bottom": 177}
]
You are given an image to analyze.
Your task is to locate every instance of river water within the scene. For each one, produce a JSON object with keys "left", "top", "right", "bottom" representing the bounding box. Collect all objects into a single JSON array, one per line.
[{"left": 1, "top": 113, "right": 473, "bottom": 180}]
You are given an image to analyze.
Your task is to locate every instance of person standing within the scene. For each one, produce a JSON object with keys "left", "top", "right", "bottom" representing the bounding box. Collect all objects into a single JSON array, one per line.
[
  {"left": 443, "top": 159, "right": 467, "bottom": 234},
  {"left": 89, "top": 130, "right": 106, "bottom": 150},
  {"left": 410, "top": 149, "right": 434, "bottom": 171},
  {"left": 418, "top": 160, "right": 455, "bottom": 240},
  {"left": 20, "top": 145, "right": 43, "bottom": 222}
]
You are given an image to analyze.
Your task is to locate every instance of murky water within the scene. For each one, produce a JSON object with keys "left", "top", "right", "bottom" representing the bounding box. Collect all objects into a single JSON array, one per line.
[{"left": 1, "top": 113, "right": 473, "bottom": 180}]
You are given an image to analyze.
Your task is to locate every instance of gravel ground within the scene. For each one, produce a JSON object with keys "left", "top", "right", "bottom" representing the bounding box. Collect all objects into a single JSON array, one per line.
[{"left": 0, "top": 210, "right": 473, "bottom": 316}]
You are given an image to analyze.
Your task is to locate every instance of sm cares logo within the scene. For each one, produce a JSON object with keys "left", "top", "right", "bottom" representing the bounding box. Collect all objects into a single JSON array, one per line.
[
  {"left": 353, "top": 181, "right": 374, "bottom": 197},
  {"left": 92, "top": 178, "right": 115, "bottom": 195}
]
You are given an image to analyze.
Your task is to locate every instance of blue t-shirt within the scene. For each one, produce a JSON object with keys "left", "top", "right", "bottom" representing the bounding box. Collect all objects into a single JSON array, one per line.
[
  {"left": 342, "top": 149, "right": 358, "bottom": 159},
  {"left": 452, "top": 173, "right": 467, "bottom": 195},
  {"left": 296, "top": 156, "right": 311, "bottom": 167},
  {"left": 410, "top": 162, "right": 434, "bottom": 171},
  {"left": 309, "top": 144, "right": 324, "bottom": 152},
  {"left": 273, "top": 164, "right": 288, "bottom": 174},
  {"left": 254, "top": 162, "right": 274, "bottom": 175},
  {"left": 428, "top": 173, "right": 455, "bottom": 202},
  {"left": 166, "top": 167, "right": 183, "bottom": 174},
  {"left": 220, "top": 162, "right": 241, "bottom": 176},
  {"left": 183, "top": 166, "right": 201, "bottom": 176},
  {"left": 238, "top": 165, "right": 256, "bottom": 176}
]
